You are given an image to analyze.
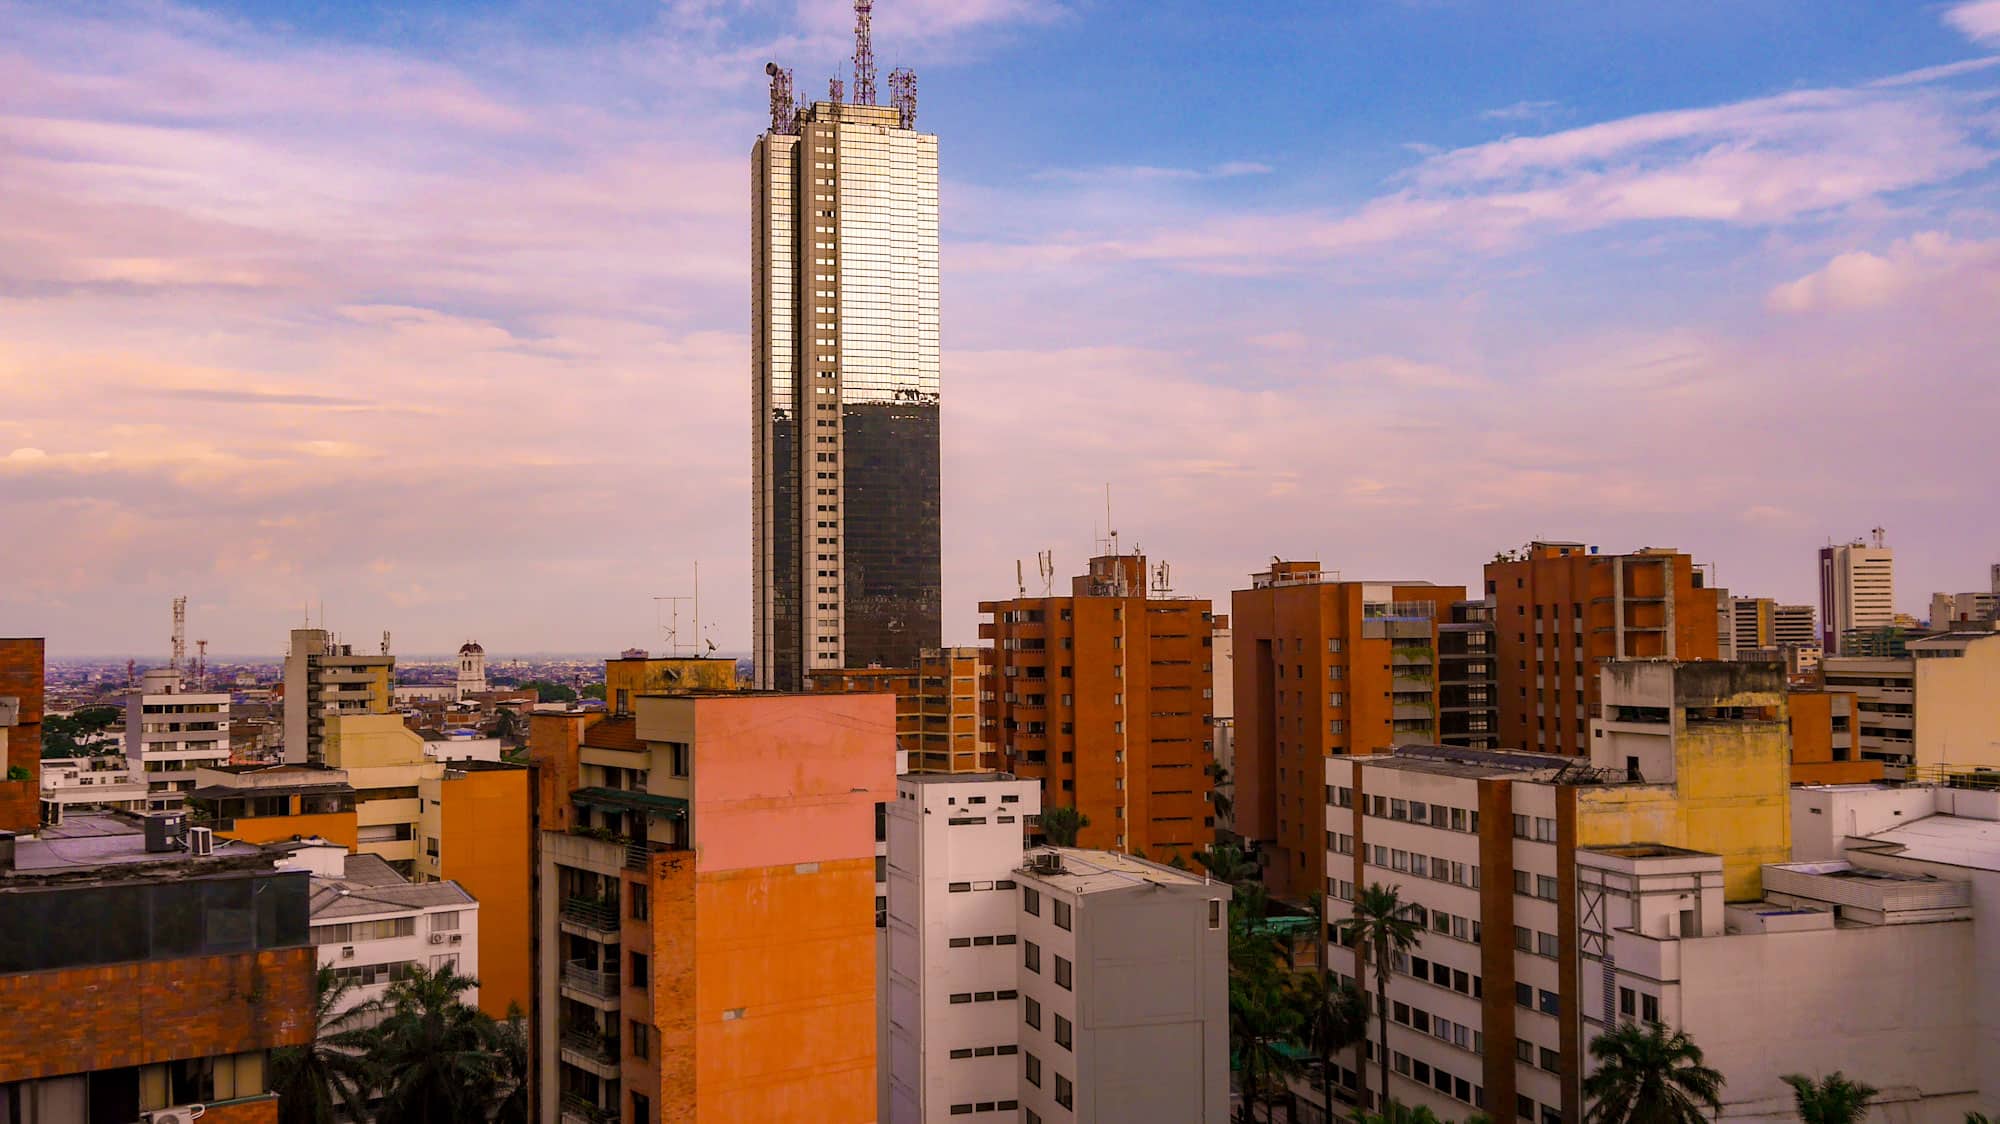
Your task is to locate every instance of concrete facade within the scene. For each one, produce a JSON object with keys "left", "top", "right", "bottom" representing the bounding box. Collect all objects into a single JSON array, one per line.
[
  {"left": 1819, "top": 541, "right": 1895, "bottom": 655},
  {"left": 882, "top": 773, "right": 1041, "bottom": 1122},
  {"left": 126, "top": 667, "right": 231, "bottom": 803},
  {"left": 1013, "top": 849, "right": 1231, "bottom": 1124},
  {"left": 282, "top": 628, "right": 393, "bottom": 766}
]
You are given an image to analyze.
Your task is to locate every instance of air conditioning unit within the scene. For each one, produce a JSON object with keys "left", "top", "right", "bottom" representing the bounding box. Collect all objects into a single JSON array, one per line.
[
  {"left": 145, "top": 1106, "right": 206, "bottom": 1124},
  {"left": 448, "top": 934, "right": 463, "bottom": 945},
  {"left": 340, "top": 947, "right": 356, "bottom": 959},
  {"left": 428, "top": 933, "right": 447, "bottom": 945},
  {"left": 188, "top": 827, "right": 214, "bottom": 857}
]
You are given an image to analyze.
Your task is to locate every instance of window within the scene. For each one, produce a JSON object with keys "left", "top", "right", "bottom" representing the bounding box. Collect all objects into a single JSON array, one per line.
[
  {"left": 1025, "top": 996, "right": 1041, "bottom": 1029},
  {"left": 629, "top": 951, "right": 648, "bottom": 981},
  {"left": 1055, "top": 1014, "right": 1072, "bottom": 1050},
  {"left": 630, "top": 883, "right": 649, "bottom": 921},
  {"left": 1025, "top": 1052, "right": 1042, "bottom": 1088},
  {"left": 950, "top": 993, "right": 972, "bottom": 1004},
  {"left": 1209, "top": 899, "right": 1222, "bottom": 929},
  {"left": 949, "top": 882, "right": 971, "bottom": 893},
  {"left": 1055, "top": 1074, "right": 1074, "bottom": 1110},
  {"left": 1055, "top": 955, "right": 1073, "bottom": 990},
  {"left": 1514, "top": 926, "right": 1532, "bottom": 952},
  {"left": 669, "top": 742, "right": 690, "bottom": 778},
  {"left": 1539, "top": 1047, "right": 1560, "bottom": 1073},
  {"left": 1024, "top": 887, "right": 1041, "bottom": 916},
  {"left": 1539, "top": 989, "right": 1559, "bottom": 1016},
  {"left": 1024, "top": 940, "right": 1041, "bottom": 973},
  {"left": 430, "top": 911, "right": 460, "bottom": 932},
  {"left": 1536, "top": 875, "right": 1558, "bottom": 901},
  {"left": 1536, "top": 932, "right": 1559, "bottom": 958},
  {"left": 1642, "top": 993, "right": 1660, "bottom": 1023},
  {"left": 633, "top": 1093, "right": 651, "bottom": 1122},
  {"left": 1515, "top": 982, "right": 1533, "bottom": 1009},
  {"left": 1054, "top": 900, "right": 1072, "bottom": 931},
  {"left": 1619, "top": 987, "right": 1635, "bottom": 1017},
  {"left": 1515, "top": 1038, "right": 1534, "bottom": 1063},
  {"left": 629, "top": 1020, "right": 651, "bottom": 1060}
]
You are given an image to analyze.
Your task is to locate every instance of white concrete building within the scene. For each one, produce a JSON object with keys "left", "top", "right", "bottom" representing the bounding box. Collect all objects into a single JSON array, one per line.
[
  {"left": 884, "top": 773, "right": 1041, "bottom": 1123},
  {"left": 38, "top": 755, "right": 151, "bottom": 817},
  {"left": 283, "top": 628, "right": 393, "bottom": 765},
  {"left": 1819, "top": 540, "right": 1895, "bottom": 654},
  {"left": 125, "top": 668, "right": 230, "bottom": 801},
  {"left": 1822, "top": 655, "right": 1916, "bottom": 769},
  {"left": 280, "top": 840, "right": 481, "bottom": 1021},
  {"left": 1013, "top": 848, "right": 1231, "bottom": 1124}
]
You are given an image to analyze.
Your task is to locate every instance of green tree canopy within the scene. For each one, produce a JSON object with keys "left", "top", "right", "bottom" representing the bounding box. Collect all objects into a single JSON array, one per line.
[
  {"left": 1041, "top": 805, "right": 1089, "bottom": 847},
  {"left": 519, "top": 679, "right": 577, "bottom": 703},
  {"left": 1584, "top": 1022, "right": 1725, "bottom": 1124},
  {"left": 41, "top": 705, "right": 122, "bottom": 758},
  {"left": 1783, "top": 1072, "right": 1877, "bottom": 1124}
]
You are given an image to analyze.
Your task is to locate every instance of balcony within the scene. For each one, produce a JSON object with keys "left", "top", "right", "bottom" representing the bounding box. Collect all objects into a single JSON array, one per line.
[
  {"left": 1393, "top": 703, "right": 1435, "bottom": 722},
  {"left": 1391, "top": 647, "right": 1433, "bottom": 667},
  {"left": 560, "top": 897, "right": 620, "bottom": 938},
  {"left": 561, "top": 1092, "right": 620, "bottom": 1124},
  {"left": 560, "top": 1026, "right": 621, "bottom": 1076},
  {"left": 561, "top": 961, "right": 621, "bottom": 1001},
  {"left": 626, "top": 838, "right": 671, "bottom": 872}
]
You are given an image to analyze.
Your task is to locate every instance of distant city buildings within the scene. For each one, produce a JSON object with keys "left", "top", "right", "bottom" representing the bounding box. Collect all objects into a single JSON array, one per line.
[
  {"left": 1819, "top": 536, "right": 1895, "bottom": 654},
  {"left": 752, "top": 63, "right": 942, "bottom": 690}
]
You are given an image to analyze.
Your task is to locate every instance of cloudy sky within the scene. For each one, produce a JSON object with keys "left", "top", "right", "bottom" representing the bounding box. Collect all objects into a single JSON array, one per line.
[{"left": 4, "top": 0, "right": 1998, "bottom": 657}]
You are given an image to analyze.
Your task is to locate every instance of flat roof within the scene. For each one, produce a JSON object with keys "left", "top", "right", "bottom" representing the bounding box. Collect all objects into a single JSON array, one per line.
[
  {"left": 10, "top": 811, "right": 266, "bottom": 874},
  {"left": 1018, "top": 847, "right": 1222, "bottom": 896},
  {"left": 900, "top": 771, "right": 1025, "bottom": 786},
  {"left": 1355, "top": 744, "right": 1578, "bottom": 781},
  {"left": 1854, "top": 814, "right": 2000, "bottom": 873}
]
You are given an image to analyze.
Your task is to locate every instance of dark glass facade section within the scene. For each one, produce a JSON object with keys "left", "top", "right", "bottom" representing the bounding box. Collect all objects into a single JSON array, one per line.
[
  {"left": 768, "top": 407, "right": 801, "bottom": 691},
  {"left": 841, "top": 397, "right": 941, "bottom": 669},
  {"left": 0, "top": 869, "right": 310, "bottom": 973},
  {"left": 1438, "top": 600, "right": 1497, "bottom": 749}
]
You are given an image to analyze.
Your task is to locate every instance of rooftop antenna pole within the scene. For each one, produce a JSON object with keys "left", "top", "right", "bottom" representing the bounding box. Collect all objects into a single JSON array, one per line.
[
  {"left": 1017, "top": 559, "right": 1026, "bottom": 598},
  {"left": 171, "top": 596, "right": 187, "bottom": 672},
  {"left": 829, "top": 76, "right": 845, "bottom": 103},
  {"left": 195, "top": 639, "right": 208, "bottom": 690},
  {"left": 852, "top": 0, "right": 877, "bottom": 105},
  {"left": 1038, "top": 550, "right": 1055, "bottom": 597},
  {"left": 889, "top": 67, "right": 916, "bottom": 129},
  {"left": 764, "top": 62, "right": 797, "bottom": 135},
  {"left": 1872, "top": 525, "right": 1887, "bottom": 549},
  {"left": 381, "top": 630, "right": 391, "bottom": 656}
]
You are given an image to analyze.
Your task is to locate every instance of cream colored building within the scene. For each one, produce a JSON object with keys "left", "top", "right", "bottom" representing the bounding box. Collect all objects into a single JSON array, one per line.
[
  {"left": 323, "top": 712, "right": 446, "bottom": 873},
  {"left": 283, "top": 628, "right": 393, "bottom": 765},
  {"left": 1819, "top": 540, "right": 1894, "bottom": 655},
  {"left": 1822, "top": 655, "right": 1916, "bottom": 769},
  {"left": 1909, "top": 632, "right": 2000, "bottom": 773},
  {"left": 125, "top": 667, "right": 230, "bottom": 800}
]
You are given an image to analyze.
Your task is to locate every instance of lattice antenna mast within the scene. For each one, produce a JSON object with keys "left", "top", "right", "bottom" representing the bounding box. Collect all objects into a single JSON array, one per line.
[
  {"left": 829, "top": 77, "right": 845, "bottom": 103},
  {"left": 765, "top": 63, "right": 797, "bottom": 134},
  {"left": 195, "top": 640, "right": 208, "bottom": 691},
  {"left": 852, "top": 0, "right": 877, "bottom": 105},
  {"left": 889, "top": 68, "right": 916, "bottom": 129},
  {"left": 170, "top": 595, "right": 187, "bottom": 672}
]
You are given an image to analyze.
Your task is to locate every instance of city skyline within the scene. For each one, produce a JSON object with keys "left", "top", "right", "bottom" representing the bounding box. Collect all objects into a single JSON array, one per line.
[{"left": 4, "top": 0, "right": 1999, "bottom": 657}]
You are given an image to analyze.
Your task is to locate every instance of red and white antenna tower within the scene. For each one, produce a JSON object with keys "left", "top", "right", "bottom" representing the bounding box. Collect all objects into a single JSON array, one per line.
[
  {"left": 852, "top": 0, "right": 877, "bottom": 105},
  {"left": 889, "top": 67, "right": 916, "bottom": 128},
  {"left": 829, "top": 77, "right": 845, "bottom": 103}
]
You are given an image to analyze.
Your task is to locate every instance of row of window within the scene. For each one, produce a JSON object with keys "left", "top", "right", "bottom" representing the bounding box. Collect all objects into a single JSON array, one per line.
[
  {"left": 947, "top": 1044, "right": 1018, "bottom": 1059},
  {"left": 1022, "top": 941, "right": 1074, "bottom": 990},
  {"left": 1390, "top": 997, "right": 1483, "bottom": 1056},
  {"left": 1512, "top": 814, "right": 1559, "bottom": 842},
  {"left": 1354, "top": 792, "right": 1481, "bottom": 834},
  {"left": 1397, "top": 950, "right": 1482, "bottom": 1000},
  {"left": 948, "top": 879, "right": 1018, "bottom": 893},
  {"left": 1513, "top": 1036, "right": 1560, "bottom": 1074},
  {"left": 1512, "top": 870, "right": 1560, "bottom": 900},
  {"left": 1368, "top": 845, "right": 1480, "bottom": 888},
  {"left": 947, "top": 1100, "right": 1018, "bottom": 1115},
  {"left": 946, "top": 933, "right": 1018, "bottom": 948},
  {"left": 1389, "top": 1048, "right": 1483, "bottom": 1109},
  {"left": 1022, "top": 1053, "right": 1074, "bottom": 1109},
  {"left": 1514, "top": 982, "right": 1561, "bottom": 1016},
  {"left": 1020, "top": 886, "right": 1073, "bottom": 930},
  {"left": 1512, "top": 926, "right": 1560, "bottom": 959},
  {"left": 947, "top": 989, "right": 1019, "bottom": 1005}
]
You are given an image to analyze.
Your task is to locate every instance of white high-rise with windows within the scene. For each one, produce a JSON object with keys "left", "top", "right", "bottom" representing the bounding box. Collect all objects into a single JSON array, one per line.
[
  {"left": 1819, "top": 538, "right": 1895, "bottom": 653},
  {"left": 883, "top": 773, "right": 1040, "bottom": 1122},
  {"left": 124, "top": 667, "right": 230, "bottom": 801}
]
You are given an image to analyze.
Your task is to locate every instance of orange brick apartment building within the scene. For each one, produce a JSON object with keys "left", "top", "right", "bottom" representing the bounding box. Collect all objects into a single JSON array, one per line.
[
  {"left": 1484, "top": 543, "right": 1721, "bottom": 757},
  {"left": 979, "top": 553, "right": 1217, "bottom": 862},
  {"left": 532, "top": 689, "right": 896, "bottom": 1124},
  {"left": 1230, "top": 564, "right": 1469, "bottom": 899}
]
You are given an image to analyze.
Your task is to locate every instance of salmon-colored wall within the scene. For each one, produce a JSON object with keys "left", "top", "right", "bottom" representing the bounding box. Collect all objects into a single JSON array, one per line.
[
  {"left": 439, "top": 767, "right": 532, "bottom": 1020},
  {"left": 687, "top": 694, "right": 897, "bottom": 873},
  {"left": 221, "top": 810, "right": 359, "bottom": 851},
  {"left": 1787, "top": 691, "right": 1882, "bottom": 785},
  {"left": 694, "top": 858, "right": 879, "bottom": 1123},
  {"left": 530, "top": 710, "right": 588, "bottom": 829}
]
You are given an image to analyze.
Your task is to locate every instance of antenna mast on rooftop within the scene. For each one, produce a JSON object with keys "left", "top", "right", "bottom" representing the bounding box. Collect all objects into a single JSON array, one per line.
[
  {"left": 765, "top": 62, "right": 797, "bottom": 135},
  {"left": 889, "top": 67, "right": 916, "bottom": 128},
  {"left": 170, "top": 596, "right": 187, "bottom": 672},
  {"left": 381, "top": 630, "right": 391, "bottom": 656},
  {"left": 829, "top": 76, "right": 845, "bottom": 103},
  {"left": 852, "top": 0, "right": 877, "bottom": 105},
  {"left": 195, "top": 639, "right": 208, "bottom": 690},
  {"left": 1038, "top": 550, "right": 1055, "bottom": 596},
  {"left": 1872, "top": 526, "right": 1887, "bottom": 549}
]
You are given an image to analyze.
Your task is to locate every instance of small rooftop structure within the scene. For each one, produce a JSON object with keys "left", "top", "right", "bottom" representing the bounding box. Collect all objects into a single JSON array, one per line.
[{"left": 1017, "top": 846, "right": 1217, "bottom": 895}]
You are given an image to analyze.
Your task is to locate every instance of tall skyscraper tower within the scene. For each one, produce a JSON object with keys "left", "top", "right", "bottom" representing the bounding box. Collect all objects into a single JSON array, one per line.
[
  {"left": 751, "top": 23, "right": 940, "bottom": 691},
  {"left": 1819, "top": 533, "right": 1895, "bottom": 654}
]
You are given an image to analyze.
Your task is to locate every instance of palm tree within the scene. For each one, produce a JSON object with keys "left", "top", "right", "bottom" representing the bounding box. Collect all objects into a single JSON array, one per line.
[
  {"left": 1196, "top": 841, "right": 1262, "bottom": 887},
  {"left": 369, "top": 962, "right": 505, "bottom": 1123},
  {"left": 1584, "top": 1022, "right": 1725, "bottom": 1124},
  {"left": 1340, "top": 884, "right": 1423, "bottom": 1112},
  {"left": 1206, "top": 760, "right": 1235, "bottom": 822},
  {"left": 1041, "top": 805, "right": 1090, "bottom": 847},
  {"left": 1783, "top": 1072, "right": 1876, "bottom": 1124},
  {"left": 486, "top": 1004, "right": 532, "bottom": 1124},
  {"left": 269, "top": 965, "right": 384, "bottom": 1124},
  {"left": 1233, "top": 953, "right": 1303, "bottom": 1123},
  {"left": 1290, "top": 971, "right": 1369, "bottom": 1121}
]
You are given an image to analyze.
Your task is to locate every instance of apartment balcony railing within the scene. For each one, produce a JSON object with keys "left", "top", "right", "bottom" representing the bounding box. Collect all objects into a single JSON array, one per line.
[
  {"left": 561, "top": 1092, "right": 619, "bottom": 1124},
  {"left": 560, "top": 897, "right": 620, "bottom": 935},
  {"left": 626, "top": 839, "right": 670, "bottom": 872},
  {"left": 559, "top": 1027, "right": 620, "bottom": 1067},
  {"left": 560, "top": 961, "right": 620, "bottom": 999}
]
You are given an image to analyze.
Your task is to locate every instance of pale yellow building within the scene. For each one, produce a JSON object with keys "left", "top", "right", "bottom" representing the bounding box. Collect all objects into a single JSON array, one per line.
[{"left": 1911, "top": 631, "right": 2000, "bottom": 774}]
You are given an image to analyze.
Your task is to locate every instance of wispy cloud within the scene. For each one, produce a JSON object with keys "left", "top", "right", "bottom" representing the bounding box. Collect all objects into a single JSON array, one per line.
[
  {"left": 1945, "top": 0, "right": 2000, "bottom": 45},
  {"left": 1034, "top": 161, "right": 1274, "bottom": 184},
  {"left": 1479, "top": 99, "right": 1563, "bottom": 122}
]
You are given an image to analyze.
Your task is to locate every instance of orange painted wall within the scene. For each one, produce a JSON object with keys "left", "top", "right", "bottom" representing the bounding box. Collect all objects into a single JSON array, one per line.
[
  {"left": 438, "top": 766, "right": 533, "bottom": 1020},
  {"left": 221, "top": 810, "right": 359, "bottom": 851},
  {"left": 692, "top": 858, "right": 880, "bottom": 1122},
  {"left": 1787, "top": 691, "right": 1883, "bottom": 785}
]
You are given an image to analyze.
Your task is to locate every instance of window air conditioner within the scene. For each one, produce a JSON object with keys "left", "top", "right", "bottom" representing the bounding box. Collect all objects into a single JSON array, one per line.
[
  {"left": 429, "top": 933, "right": 447, "bottom": 945},
  {"left": 340, "top": 946, "right": 355, "bottom": 959},
  {"left": 188, "top": 827, "right": 214, "bottom": 856},
  {"left": 145, "top": 1107, "right": 206, "bottom": 1124},
  {"left": 449, "top": 934, "right": 463, "bottom": 944}
]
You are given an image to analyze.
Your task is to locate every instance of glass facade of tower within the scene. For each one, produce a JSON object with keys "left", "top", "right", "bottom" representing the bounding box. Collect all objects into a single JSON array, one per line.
[{"left": 753, "top": 103, "right": 940, "bottom": 689}]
